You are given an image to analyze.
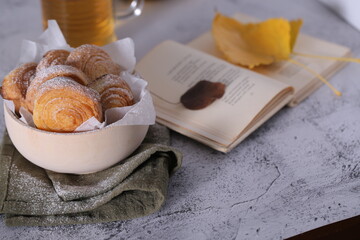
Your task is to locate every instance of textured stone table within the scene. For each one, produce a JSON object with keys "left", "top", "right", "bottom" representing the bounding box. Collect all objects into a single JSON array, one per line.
[{"left": 1, "top": 0, "right": 360, "bottom": 239}]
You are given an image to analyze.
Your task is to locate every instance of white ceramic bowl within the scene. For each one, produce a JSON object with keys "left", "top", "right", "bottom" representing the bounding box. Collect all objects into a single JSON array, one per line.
[{"left": 4, "top": 104, "right": 149, "bottom": 174}]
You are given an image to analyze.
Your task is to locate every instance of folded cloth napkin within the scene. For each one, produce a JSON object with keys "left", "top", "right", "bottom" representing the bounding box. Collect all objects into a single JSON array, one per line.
[{"left": 0, "top": 124, "right": 182, "bottom": 227}]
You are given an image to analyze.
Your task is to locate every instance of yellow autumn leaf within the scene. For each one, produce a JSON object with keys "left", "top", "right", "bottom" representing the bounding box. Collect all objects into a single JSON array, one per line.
[
  {"left": 212, "top": 13, "right": 303, "bottom": 68},
  {"left": 289, "top": 19, "right": 303, "bottom": 51}
]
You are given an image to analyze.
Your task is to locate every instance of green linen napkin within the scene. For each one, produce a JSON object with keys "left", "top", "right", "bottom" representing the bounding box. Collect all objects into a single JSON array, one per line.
[{"left": 0, "top": 124, "right": 182, "bottom": 227}]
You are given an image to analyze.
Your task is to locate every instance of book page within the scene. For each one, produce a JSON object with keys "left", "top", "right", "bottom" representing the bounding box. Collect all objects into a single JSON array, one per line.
[
  {"left": 137, "top": 41, "right": 293, "bottom": 148},
  {"left": 188, "top": 13, "right": 350, "bottom": 105}
]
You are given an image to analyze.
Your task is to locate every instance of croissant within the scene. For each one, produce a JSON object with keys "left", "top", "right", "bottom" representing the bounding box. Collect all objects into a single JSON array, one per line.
[
  {"left": 89, "top": 74, "right": 134, "bottom": 111},
  {"left": 36, "top": 49, "right": 70, "bottom": 72},
  {"left": 1, "top": 62, "right": 37, "bottom": 113},
  {"left": 26, "top": 65, "right": 89, "bottom": 113},
  {"left": 66, "top": 44, "right": 122, "bottom": 83},
  {"left": 33, "top": 77, "right": 103, "bottom": 132}
]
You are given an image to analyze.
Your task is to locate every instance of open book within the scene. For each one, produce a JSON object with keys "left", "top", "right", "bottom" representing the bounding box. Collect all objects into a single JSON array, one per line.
[{"left": 136, "top": 13, "right": 350, "bottom": 152}]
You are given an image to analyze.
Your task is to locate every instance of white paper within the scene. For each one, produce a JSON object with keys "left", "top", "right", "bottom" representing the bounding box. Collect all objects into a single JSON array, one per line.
[
  {"left": 319, "top": 0, "right": 360, "bottom": 32},
  {"left": 5, "top": 20, "right": 156, "bottom": 132}
]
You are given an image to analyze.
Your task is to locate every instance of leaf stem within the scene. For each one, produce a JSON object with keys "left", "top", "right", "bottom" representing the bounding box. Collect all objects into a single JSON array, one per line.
[
  {"left": 293, "top": 51, "right": 360, "bottom": 63},
  {"left": 287, "top": 58, "right": 342, "bottom": 96}
]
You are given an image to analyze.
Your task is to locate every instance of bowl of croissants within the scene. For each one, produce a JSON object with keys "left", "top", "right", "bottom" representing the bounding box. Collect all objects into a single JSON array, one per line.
[{"left": 1, "top": 44, "right": 153, "bottom": 174}]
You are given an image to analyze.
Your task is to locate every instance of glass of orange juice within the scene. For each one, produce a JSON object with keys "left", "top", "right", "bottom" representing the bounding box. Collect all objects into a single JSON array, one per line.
[{"left": 40, "top": 0, "right": 144, "bottom": 47}]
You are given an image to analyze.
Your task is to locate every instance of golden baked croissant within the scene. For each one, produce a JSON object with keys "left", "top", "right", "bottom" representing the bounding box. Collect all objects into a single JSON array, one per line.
[
  {"left": 66, "top": 44, "right": 122, "bottom": 83},
  {"left": 36, "top": 49, "right": 70, "bottom": 72},
  {"left": 1, "top": 62, "right": 37, "bottom": 113},
  {"left": 33, "top": 77, "right": 103, "bottom": 132},
  {"left": 26, "top": 65, "right": 89, "bottom": 113},
  {"left": 89, "top": 74, "right": 134, "bottom": 111}
]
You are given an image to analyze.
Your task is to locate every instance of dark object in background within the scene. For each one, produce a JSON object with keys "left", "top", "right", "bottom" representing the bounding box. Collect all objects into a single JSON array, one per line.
[
  {"left": 286, "top": 215, "right": 360, "bottom": 240},
  {"left": 180, "top": 80, "right": 225, "bottom": 110}
]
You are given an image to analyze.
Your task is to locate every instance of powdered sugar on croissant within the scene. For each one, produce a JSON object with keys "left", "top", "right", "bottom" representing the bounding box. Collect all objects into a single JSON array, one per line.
[
  {"left": 1, "top": 62, "right": 37, "bottom": 113},
  {"left": 36, "top": 49, "right": 70, "bottom": 72},
  {"left": 33, "top": 77, "right": 103, "bottom": 132},
  {"left": 66, "top": 44, "right": 122, "bottom": 83},
  {"left": 26, "top": 65, "right": 90, "bottom": 113},
  {"left": 89, "top": 74, "right": 134, "bottom": 112}
]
